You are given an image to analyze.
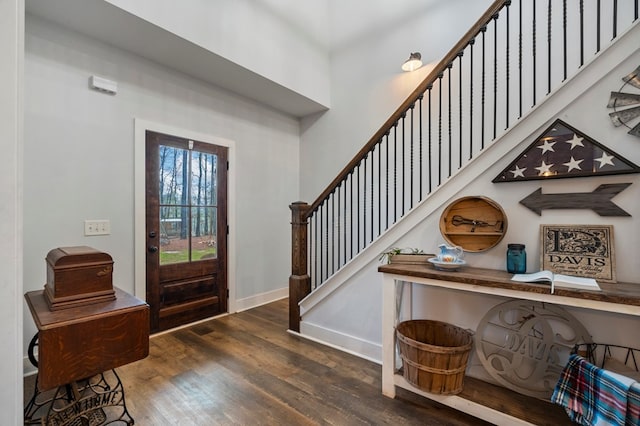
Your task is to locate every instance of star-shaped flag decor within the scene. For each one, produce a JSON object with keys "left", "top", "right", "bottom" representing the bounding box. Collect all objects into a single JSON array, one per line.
[{"left": 493, "top": 119, "right": 640, "bottom": 182}]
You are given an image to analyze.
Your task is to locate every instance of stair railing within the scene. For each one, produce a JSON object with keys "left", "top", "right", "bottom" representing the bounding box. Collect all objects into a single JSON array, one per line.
[{"left": 290, "top": 0, "right": 639, "bottom": 331}]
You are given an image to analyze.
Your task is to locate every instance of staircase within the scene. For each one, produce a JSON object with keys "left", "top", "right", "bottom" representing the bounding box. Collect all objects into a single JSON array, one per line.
[{"left": 290, "top": 0, "right": 640, "bottom": 360}]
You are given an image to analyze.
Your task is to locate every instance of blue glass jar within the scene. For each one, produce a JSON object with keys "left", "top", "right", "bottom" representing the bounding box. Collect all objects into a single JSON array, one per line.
[{"left": 506, "top": 244, "right": 526, "bottom": 273}]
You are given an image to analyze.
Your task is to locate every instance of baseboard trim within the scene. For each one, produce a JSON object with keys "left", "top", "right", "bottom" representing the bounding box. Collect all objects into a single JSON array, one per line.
[
  {"left": 298, "top": 321, "right": 382, "bottom": 364},
  {"left": 23, "top": 357, "right": 37, "bottom": 378},
  {"left": 234, "top": 287, "right": 288, "bottom": 313}
]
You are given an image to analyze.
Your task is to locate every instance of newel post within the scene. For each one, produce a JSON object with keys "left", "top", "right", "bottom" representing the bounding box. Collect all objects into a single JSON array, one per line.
[{"left": 289, "top": 201, "right": 311, "bottom": 332}]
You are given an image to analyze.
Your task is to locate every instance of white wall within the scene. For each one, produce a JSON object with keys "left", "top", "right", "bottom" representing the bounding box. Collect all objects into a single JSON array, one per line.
[
  {"left": 104, "top": 0, "right": 331, "bottom": 107},
  {"left": 0, "top": 1, "right": 24, "bottom": 422},
  {"left": 300, "top": 0, "right": 494, "bottom": 199},
  {"left": 23, "top": 15, "right": 299, "bottom": 349}
]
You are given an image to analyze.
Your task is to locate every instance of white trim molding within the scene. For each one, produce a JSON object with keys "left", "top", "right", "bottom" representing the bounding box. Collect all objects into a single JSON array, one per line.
[
  {"left": 298, "top": 322, "right": 382, "bottom": 364},
  {"left": 1, "top": 0, "right": 24, "bottom": 422},
  {"left": 235, "top": 287, "right": 288, "bottom": 313}
]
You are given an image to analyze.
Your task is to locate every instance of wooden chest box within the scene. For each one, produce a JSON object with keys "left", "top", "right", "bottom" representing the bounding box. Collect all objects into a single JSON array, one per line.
[{"left": 45, "top": 246, "right": 115, "bottom": 310}]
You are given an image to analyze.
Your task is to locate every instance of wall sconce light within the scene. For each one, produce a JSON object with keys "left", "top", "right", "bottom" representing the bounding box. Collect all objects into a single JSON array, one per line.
[{"left": 401, "top": 52, "right": 423, "bottom": 72}]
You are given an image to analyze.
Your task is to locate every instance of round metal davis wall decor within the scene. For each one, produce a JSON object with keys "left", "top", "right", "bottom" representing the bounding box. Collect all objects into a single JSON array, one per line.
[{"left": 475, "top": 300, "right": 591, "bottom": 399}]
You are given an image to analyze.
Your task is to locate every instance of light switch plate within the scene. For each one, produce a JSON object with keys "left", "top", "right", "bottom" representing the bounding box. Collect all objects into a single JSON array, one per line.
[{"left": 84, "top": 219, "right": 110, "bottom": 236}]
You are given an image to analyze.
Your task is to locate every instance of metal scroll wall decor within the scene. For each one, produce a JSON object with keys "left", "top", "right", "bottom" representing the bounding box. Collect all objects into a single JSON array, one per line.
[
  {"left": 475, "top": 299, "right": 591, "bottom": 400},
  {"left": 608, "top": 65, "right": 640, "bottom": 138}
]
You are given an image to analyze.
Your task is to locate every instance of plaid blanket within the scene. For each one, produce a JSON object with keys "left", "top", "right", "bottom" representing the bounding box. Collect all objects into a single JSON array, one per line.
[
  {"left": 627, "top": 383, "right": 640, "bottom": 426},
  {"left": 552, "top": 354, "right": 637, "bottom": 426}
]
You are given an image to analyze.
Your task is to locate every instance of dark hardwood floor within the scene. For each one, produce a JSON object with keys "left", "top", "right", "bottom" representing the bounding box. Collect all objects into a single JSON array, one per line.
[{"left": 25, "top": 298, "right": 490, "bottom": 425}]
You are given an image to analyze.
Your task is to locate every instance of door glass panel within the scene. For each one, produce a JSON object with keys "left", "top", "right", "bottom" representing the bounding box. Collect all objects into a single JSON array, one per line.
[
  {"left": 191, "top": 151, "right": 217, "bottom": 206},
  {"left": 158, "top": 145, "right": 218, "bottom": 265},
  {"left": 191, "top": 207, "right": 217, "bottom": 260},
  {"left": 160, "top": 210, "right": 188, "bottom": 264}
]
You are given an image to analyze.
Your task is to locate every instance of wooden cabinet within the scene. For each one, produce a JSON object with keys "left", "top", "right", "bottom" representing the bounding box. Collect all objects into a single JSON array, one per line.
[
  {"left": 25, "top": 287, "right": 149, "bottom": 391},
  {"left": 378, "top": 264, "right": 640, "bottom": 425}
]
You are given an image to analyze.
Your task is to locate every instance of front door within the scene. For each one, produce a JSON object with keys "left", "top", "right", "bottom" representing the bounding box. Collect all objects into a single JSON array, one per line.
[{"left": 145, "top": 130, "right": 228, "bottom": 333}]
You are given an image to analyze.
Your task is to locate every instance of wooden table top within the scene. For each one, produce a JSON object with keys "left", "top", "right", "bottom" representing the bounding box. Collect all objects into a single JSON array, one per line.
[
  {"left": 25, "top": 287, "right": 148, "bottom": 331},
  {"left": 378, "top": 263, "right": 640, "bottom": 307}
]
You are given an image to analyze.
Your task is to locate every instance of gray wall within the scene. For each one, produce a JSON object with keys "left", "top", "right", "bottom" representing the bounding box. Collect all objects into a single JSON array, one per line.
[{"left": 23, "top": 15, "right": 299, "bottom": 348}]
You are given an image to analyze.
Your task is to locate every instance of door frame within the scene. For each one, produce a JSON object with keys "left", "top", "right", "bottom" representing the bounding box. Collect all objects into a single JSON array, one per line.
[{"left": 134, "top": 119, "right": 237, "bottom": 314}]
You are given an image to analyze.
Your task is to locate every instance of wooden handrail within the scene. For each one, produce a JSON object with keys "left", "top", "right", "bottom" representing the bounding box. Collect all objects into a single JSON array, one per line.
[{"left": 306, "top": 0, "right": 509, "bottom": 217}]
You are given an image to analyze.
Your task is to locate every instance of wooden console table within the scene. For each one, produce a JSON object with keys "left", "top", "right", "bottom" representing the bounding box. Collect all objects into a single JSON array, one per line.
[
  {"left": 24, "top": 287, "right": 149, "bottom": 425},
  {"left": 379, "top": 263, "right": 640, "bottom": 426}
]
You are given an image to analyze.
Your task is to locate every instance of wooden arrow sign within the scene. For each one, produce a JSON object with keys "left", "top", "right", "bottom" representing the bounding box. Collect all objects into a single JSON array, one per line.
[{"left": 519, "top": 183, "right": 632, "bottom": 216}]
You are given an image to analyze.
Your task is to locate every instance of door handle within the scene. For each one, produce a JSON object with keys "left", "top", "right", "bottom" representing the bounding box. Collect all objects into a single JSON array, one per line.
[{"left": 148, "top": 246, "right": 158, "bottom": 253}]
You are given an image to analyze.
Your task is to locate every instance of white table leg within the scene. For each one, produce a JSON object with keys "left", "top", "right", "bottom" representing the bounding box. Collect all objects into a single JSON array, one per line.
[{"left": 382, "top": 275, "right": 397, "bottom": 398}]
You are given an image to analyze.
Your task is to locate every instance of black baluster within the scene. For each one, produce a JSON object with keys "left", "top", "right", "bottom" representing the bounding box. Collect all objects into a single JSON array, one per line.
[
  {"left": 362, "top": 156, "right": 367, "bottom": 249},
  {"left": 613, "top": 0, "right": 618, "bottom": 39},
  {"left": 350, "top": 170, "right": 354, "bottom": 259},
  {"left": 332, "top": 192, "right": 336, "bottom": 275},
  {"left": 418, "top": 95, "right": 423, "bottom": 200},
  {"left": 448, "top": 63, "right": 452, "bottom": 177},
  {"left": 428, "top": 85, "right": 433, "bottom": 193},
  {"left": 393, "top": 123, "right": 398, "bottom": 223},
  {"left": 563, "top": 0, "right": 567, "bottom": 81},
  {"left": 481, "top": 26, "right": 487, "bottom": 149},
  {"left": 579, "top": 0, "right": 584, "bottom": 66},
  {"left": 458, "top": 52, "right": 463, "bottom": 168},
  {"left": 318, "top": 209, "right": 321, "bottom": 285},
  {"left": 370, "top": 148, "right": 374, "bottom": 242},
  {"left": 493, "top": 14, "right": 498, "bottom": 140},
  {"left": 533, "top": 0, "right": 537, "bottom": 106},
  {"left": 324, "top": 201, "right": 328, "bottom": 281},
  {"left": 343, "top": 177, "right": 347, "bottom": 265},
  {"left": 506, "top": 1, "right": 511, "bottom": 130},
  {"left": 313, "top": 210, "right": 322, "bottom": 283},
  {"left": 318, "top": 204, "right": 323, "bottom": 283},
  {"left": 469, "top": 38, "right": 475, "bottom": 159},
  {"left": 518, "top": 0, "right": 522, "bottom": 118},
  {"left": 377, "top": 152, "right": 381, "bottom": 240},
  {"left": 312, "top": 212, "right": 317, "bottom": 288},
  {"left": 596, "top": 0, "right": 601, "bottom": 53},
  {"left": 438, "top": 73, "right": 443, "bottom": 186},
  {"left": 547, "top": 0, "right": 552, "bottom": 95},
  {"left": 410, "top": 104, "right": 415, "bottom": 209},
  {"left": 401, "top": 113, "right": 406, "bottom": 216},
  {"left": 385, "top": 132, "right": 390, "bottom": 231},
  {"left": 356, "top": 166, "right": 360, "bottom": 254},
  {"left": 336, "top": 186, "right": 341, "bottom": 269}
]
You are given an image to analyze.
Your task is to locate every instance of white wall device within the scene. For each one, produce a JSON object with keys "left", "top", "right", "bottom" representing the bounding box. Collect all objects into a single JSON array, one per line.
[{"left": 89, "top": 75, "right": 118, "bottom": 95}]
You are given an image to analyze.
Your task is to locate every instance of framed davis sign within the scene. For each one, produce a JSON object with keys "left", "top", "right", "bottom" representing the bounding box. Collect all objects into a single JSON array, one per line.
[{"left": 540, "top": 224, "right": 616, "bottom": 283}]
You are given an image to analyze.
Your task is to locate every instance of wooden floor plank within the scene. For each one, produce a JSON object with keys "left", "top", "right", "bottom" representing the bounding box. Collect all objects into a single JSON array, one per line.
[{"left": 25, "top": 298, "right": 493, "bottom": 425}]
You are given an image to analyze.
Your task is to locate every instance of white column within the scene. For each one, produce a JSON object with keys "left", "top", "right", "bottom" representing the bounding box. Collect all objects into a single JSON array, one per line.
[{"left": 0, "top": 0, "right": 24, "bottom": 423}]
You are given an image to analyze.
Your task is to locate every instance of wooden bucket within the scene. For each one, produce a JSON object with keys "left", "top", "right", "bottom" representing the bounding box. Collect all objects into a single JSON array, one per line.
[{"left": 396, "top": 320, "right": 473, "bottom": 395}]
